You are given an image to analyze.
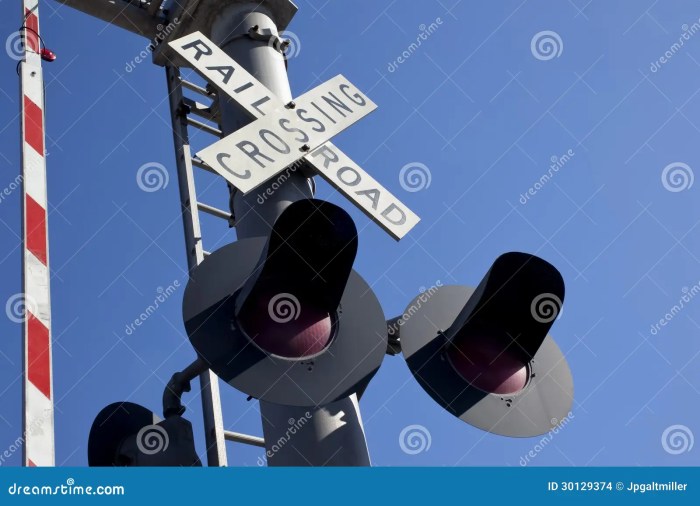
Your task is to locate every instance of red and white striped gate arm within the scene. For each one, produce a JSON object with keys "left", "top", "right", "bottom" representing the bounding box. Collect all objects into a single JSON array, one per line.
[{"left": 19, "top": 0, "right": 55, "bottom": 467}]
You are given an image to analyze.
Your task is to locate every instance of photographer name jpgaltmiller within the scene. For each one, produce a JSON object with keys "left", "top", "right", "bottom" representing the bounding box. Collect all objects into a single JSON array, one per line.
[{"left": 627, "top": 481, "right": 688, "bottom": 494}]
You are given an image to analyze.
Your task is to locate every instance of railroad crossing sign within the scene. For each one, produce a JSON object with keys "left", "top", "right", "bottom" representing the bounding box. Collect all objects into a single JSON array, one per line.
[{"left": 169, "top": 32, "right": 420, "bottom": 240}]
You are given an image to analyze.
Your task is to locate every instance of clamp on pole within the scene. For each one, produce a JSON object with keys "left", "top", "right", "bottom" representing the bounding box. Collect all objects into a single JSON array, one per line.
[
  {"left": 247, "top": 24, "right": 290, "bottom": 54},
  {"left": 162, "top": 357, "right": 209, "bottom": 418},
  {"left": 219, "top": 24, "right": 291, "bottom": 56}
]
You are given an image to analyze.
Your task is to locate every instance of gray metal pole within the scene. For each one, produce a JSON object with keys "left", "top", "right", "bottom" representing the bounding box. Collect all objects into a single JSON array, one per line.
[{"left": 210, "top": 3, "right": 371, "bottom": 466}]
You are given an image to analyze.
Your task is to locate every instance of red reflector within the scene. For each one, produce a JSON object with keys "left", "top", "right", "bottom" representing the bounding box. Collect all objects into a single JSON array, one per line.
[{"left": 40, "top": 48, "right": 56, "bottom": 62}]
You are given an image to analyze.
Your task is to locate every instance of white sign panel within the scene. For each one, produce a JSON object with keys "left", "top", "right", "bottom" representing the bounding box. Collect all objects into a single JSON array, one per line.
[
  {"left": 169, "top": 32, "right": 419, "bottom": 240},
  {"left": 309, "top": 143, "right": 421, "bottom": 241},
  {"left": 197, "top": 75, "right": 376, "bottom": 194},
  {"left": 169, "top": 31, "right": 277, "bottom": 118}
]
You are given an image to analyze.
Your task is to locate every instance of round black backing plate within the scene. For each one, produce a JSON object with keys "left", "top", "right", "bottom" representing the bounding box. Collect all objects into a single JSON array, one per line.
[
  {"left": 183, "top": 238, "right": 387, "bottom": 407},
  {"left": 401, "top": 285, "right": 574, "bottom": 437}
]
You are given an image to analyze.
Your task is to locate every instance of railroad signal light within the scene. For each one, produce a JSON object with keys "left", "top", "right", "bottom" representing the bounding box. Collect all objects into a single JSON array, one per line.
[
  {"left": 183, "top": 199, "right": 388, "bottom": 407},
  {"left": 88, "top": 402, "right": 202, "bottom": 466},
  {"left": 398, "top": 252, "right": 573, "bottom": 437}
]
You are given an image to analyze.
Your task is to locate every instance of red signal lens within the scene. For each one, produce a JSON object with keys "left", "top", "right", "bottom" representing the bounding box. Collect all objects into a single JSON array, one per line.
[{"left": 447, "top": 337, "right": 529, "bottom": 395}]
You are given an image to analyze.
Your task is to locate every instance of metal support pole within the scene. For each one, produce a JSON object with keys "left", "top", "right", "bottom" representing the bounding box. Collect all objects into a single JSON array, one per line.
[
  {"left": 210, "top": 3, "right": 371, "bottom": 466},
  {"left": 20, "top": 0, "right": 55, "bottom": 467}
]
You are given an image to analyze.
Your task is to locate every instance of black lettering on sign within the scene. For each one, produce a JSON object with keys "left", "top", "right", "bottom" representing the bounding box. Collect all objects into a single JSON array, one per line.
[
  {"left": 337, "top": 167, "right": 361, "bottom": 186},
  {"left": 235, "top": 141, "right": 274, "bottom": 168},
  {"left": 339, "top": 84, "right": 367, "bottom": 106},
  {"left": 217, "top": 153, "right": 251, "bottom": 179},
  {"left": 181, "top": 39, "right": 212, "bottom": 61},
  {"left": 311, "top": 101, "right": 336, "bottom": 125},
  {"left": 251, "top": 96, "right": 272, "bottom": 116},
  {"left": 259, "top": 129, "right": 291, "bottom": 155},
  {"left": 206, "top": 65, "right": 234, "bottom": 84},
  {"left": 279, "top": 118, "right": 310, "bottom": 143},
  {"left": 233, "top": 82, "right": 254, "bottom": 94},
  {"left": 381, "top": 203, "right": 407, "bottom": 225},
  {"left": 310, "top": 143, "right": 409, "bottom": 231},
  {"left": 322, "top": 92, "right": 352, "bottom": 118},
  {"left": 356, "top": 189, "right": 380, "bottom": 210},
  {"left": 296, "top": 108, "right": 326, "bottom": 133},
  {"left": 310, "top": 144, "right": 338, "bottom": 168}
]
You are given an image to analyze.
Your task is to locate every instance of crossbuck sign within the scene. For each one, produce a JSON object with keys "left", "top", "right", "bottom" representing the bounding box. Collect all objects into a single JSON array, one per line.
[{"left": 170, "top": 32, "right": 420, "bottom": 240}]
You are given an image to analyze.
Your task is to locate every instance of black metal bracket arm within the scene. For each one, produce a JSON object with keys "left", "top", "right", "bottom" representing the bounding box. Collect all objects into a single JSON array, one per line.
[
  {"left": 162, "top": 357, "right": 209, "bottom": 418},
  {"left": 386, "top": 316, "right": 402, "bottom": 356}
]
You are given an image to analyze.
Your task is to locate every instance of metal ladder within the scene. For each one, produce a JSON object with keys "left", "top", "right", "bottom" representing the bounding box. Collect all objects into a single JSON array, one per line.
[{"left": 165, "top": 65, "right": 265, "bottom": 466}]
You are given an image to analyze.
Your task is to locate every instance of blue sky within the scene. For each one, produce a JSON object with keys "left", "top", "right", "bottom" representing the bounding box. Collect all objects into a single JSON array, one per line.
[{"left": 1, "top": 0, "right": 700, "bottom": 467}]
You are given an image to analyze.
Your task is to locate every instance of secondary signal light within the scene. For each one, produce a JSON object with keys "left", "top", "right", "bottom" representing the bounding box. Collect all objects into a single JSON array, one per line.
[{"left": 40, "top": 48, "right": 56, "bottom": 62}]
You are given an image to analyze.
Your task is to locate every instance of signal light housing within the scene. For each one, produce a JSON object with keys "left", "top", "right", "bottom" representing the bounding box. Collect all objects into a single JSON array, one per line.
[
  {"left": 87, "top": 402, "right": 202, "bottom": 466},
  {"left": 399, "top": 252, "right": 573, "bottom": 437},
  {"left": 183, "top": 199, "right": 388, "bottom": 406}
]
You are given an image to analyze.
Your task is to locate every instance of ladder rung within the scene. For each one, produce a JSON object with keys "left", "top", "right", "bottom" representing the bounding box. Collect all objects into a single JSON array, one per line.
[
  {"left": 180, "top": 78, "right": 216, "bottom": 98},
  {"left": 192, "top": 156, "right": 219, "bottom": 175},
  {"left": 197, "top": 202, "right": 232, "bottom": 221},
  {"left": 182, "top": 97, "right": 219, "bottom": 123},
  {"left": 186, "top": 117, "right": 223, "bottom": 138},
  {"left": 203, "top": 250, "right": 211, "bottom": 257},
  {"left": 224, "top": 431, "right": 266, "bottom": 448}
]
